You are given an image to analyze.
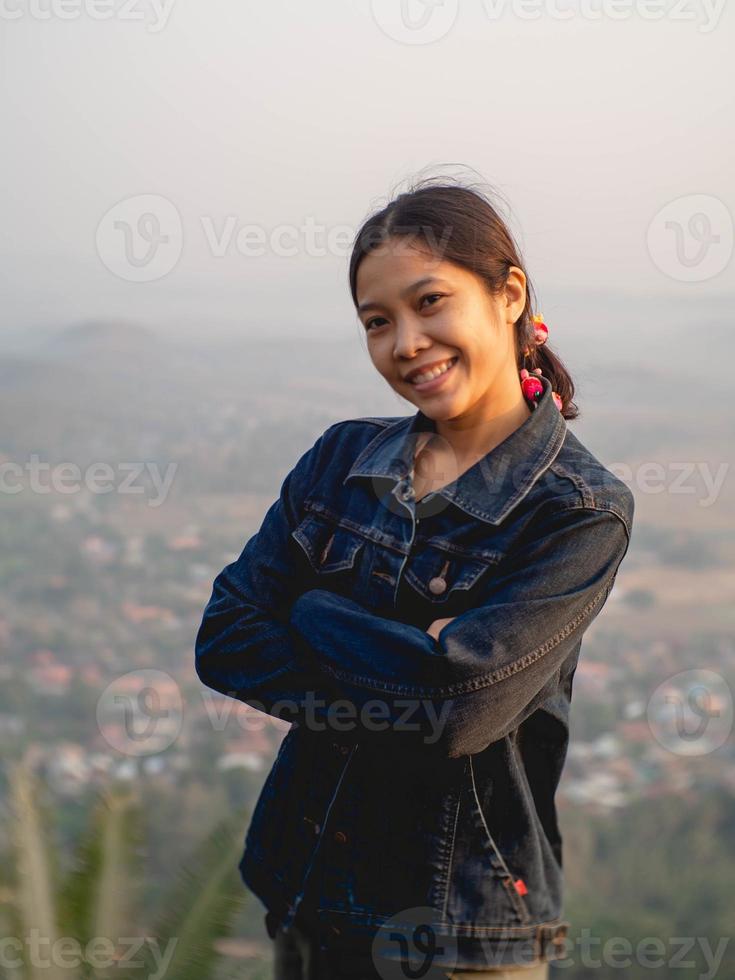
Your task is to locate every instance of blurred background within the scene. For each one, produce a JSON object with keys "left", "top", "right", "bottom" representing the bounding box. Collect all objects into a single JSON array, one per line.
[{"left": 1, "top": 2, "right": 733, "bottom": 977}]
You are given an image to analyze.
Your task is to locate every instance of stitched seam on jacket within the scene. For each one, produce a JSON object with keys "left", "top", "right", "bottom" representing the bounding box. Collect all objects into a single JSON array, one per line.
[
  {"left": 300, "top": 501, "right": 507, "bottom": 563},
  {"left": 299, "top": 504, "right": 409, "bottom": 555},
  {"left": 440, "top": 784, "right": 462, "bottom": 922},
  {"left": 330, "top": 416, "right": 396, "bottom": 433},
  {"left": 532, "top": 501, "right": 632, "bottom": 543},
  {"left": 320, "top": 582, "right": 610, "bottom": 697},
  {"left": 468, "top": 755, "right": 530, "bottom": 923},
  {"left": 340, "top": 416, "right": 411, "bottom": 475},
  {"left": 284, "top": 743, "right": 359, "bottom": 926},
  {"left": 547, "top": 461, "right": 596, "bottom": 507},
  {"left": 450, "top": 412, "right": 565, "bottom": 523}
]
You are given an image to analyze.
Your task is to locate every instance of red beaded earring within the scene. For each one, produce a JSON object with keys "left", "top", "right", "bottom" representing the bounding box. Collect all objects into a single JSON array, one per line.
[{"left": 519, "top": 314, "right": 563, "bottom": 412}]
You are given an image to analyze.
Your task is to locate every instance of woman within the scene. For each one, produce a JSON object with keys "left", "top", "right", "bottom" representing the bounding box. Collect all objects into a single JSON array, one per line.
[{"left": 195, "top": 177, "right": 635, "bottom": 979}]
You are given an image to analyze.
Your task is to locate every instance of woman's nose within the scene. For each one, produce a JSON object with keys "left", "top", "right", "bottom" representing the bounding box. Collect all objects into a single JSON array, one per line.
[{"left": 393, "top": 317, "right": 430, "bottom": 360}]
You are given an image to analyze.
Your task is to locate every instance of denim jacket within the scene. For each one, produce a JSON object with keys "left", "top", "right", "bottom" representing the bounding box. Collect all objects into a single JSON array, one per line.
[{"left": 195, "top": 376, "right": 635, "bottom": 972}]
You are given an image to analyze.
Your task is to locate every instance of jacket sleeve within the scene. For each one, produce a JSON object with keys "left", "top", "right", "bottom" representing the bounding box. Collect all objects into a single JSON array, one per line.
[
  {"left": 288, "top": 499, "right": 633, "bottom": 757},
  {"left": 194, "top": 425, "right": 350, "bottom": 727}
]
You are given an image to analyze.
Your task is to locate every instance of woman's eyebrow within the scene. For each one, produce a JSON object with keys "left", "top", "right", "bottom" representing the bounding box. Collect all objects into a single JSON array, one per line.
[{"left": 357, "top": 276, "right": 451, "bottom": 314}]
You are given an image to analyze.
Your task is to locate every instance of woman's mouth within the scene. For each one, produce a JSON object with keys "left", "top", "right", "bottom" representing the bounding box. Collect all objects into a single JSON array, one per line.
[{"left": 405, "top": 356, "right": 459, "bottom": 394}]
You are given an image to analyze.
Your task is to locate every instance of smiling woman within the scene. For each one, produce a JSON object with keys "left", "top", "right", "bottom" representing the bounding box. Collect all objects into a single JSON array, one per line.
[
  {"left": 195, "top": 173, "right": 634, "bottom": 980},
  {"left": 350, "top": 181, "right": 576, "bottom": 450}
]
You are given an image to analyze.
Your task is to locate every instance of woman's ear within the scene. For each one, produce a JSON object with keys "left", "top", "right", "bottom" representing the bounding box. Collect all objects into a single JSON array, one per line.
[{"left": 504, "top": 266, "right": 527, "bottom": 325}]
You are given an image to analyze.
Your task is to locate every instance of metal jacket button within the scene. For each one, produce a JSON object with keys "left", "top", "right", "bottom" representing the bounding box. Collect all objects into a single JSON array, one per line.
[
  {"left": 333, "top": 830, "right": 348, "bottom": 844},
  {"left": 429, "top": 560, "right": 451, "bottom": 595}
]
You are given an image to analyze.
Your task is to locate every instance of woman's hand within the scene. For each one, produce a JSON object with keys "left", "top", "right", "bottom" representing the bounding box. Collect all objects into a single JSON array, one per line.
[{"left": 426, "top": 617, "right": 456, "bottom": 641}]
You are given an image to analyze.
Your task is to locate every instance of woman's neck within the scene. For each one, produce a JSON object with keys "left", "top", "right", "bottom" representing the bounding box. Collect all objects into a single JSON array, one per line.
[
  {"left": 432, "top": 392, "right": 532, "bottom": 469},
  {"left": 409, "top": 385, "right": 533, "bottom": 501}
]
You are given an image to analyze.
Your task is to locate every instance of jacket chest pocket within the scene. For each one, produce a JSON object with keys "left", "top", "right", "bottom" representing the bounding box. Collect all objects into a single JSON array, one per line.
[
  {"left": 403, "top": 546, "right": 500, "bottom": 606},
  {"left": 291, "top": 512, "right": 366, "bottom": 579}
]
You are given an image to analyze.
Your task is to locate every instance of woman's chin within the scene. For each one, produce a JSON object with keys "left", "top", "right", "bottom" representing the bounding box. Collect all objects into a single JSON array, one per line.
[{"left": 409, "top": 397, "right": 463, "bottom": 422}]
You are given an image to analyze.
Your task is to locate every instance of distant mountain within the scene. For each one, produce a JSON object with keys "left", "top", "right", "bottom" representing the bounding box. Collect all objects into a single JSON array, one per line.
[{"left": 45, "top": 319, "right": 164, "bottom": 356}]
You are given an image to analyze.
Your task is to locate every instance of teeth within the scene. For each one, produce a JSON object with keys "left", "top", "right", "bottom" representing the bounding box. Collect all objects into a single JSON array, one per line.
[{"left": 410, "top": 357, "right": 456, "bottom": 385}]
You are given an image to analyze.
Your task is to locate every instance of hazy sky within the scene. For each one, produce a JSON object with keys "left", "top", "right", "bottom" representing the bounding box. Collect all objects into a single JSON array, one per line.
[{"left": 1, "top": 0, "right": 732, "bottom": 340}]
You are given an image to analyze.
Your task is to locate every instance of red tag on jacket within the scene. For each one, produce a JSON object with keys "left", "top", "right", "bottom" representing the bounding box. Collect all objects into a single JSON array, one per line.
[{"left": 514, "top": 878, "right": 528, "bottom": 896}]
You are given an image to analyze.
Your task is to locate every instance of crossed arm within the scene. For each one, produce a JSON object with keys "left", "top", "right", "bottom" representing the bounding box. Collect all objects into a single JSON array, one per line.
[{"left": 195, "top": 427, "right": 633, "bottom": 757}]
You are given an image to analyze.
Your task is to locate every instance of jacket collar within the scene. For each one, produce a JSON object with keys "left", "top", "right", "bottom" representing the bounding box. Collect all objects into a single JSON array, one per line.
[{"left": 343, "top": 375, "right": 567, "bottom": 525}]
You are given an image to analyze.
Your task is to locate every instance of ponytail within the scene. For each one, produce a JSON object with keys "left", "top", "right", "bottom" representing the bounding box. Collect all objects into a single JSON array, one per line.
[{"left": 516, "top": 308, "right": 579, "bottom": 420}]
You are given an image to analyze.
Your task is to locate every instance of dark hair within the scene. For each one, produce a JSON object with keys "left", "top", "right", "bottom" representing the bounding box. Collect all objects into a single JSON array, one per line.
[{"left": 348, "top": 173, "right": 579, "bottom": 420}]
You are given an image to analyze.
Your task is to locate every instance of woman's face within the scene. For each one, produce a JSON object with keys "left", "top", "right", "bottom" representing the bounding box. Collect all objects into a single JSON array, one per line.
[{"left": 355, "top": 238, "right": 527, "bottom": 425}]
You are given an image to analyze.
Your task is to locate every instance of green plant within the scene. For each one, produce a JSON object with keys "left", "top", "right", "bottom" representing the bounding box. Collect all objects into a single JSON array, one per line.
[{"left": 2, "top": 758, "right": 257, "bottom": 980}]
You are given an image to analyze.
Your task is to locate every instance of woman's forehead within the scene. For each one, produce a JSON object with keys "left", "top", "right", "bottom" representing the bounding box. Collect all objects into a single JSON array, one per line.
[{"left": 356, "top": 247, "right": 463, "bottom": 301}]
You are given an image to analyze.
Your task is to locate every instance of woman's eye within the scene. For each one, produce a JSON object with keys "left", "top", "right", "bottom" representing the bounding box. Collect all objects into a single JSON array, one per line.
[
  {"left": 421, "top": 293, "right": 444, "bottom": 309},
  {"left": 364, "top": 294, "right": 443, "bottom": 331}
]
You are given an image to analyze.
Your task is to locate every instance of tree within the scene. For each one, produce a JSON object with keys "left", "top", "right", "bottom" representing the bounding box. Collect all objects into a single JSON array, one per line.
[{"left": 2, "top": 757, "right": 260, "bottom": 979}]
